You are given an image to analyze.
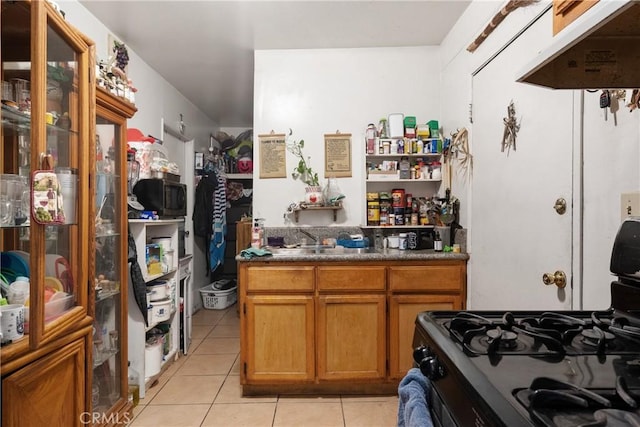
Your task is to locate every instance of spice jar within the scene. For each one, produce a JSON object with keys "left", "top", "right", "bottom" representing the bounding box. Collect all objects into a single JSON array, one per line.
[
  {"left": 367, "top": 192, "right": 380, "bottom": 226},
  {"left": 379, "top": 193, "right": 391, "bottom": 226}
]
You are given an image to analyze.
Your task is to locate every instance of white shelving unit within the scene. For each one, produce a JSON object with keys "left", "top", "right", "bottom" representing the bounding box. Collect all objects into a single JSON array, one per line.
[
  {"left": 364, "top": 137, "right": 444, "bottom": 228},
  {"left": 127, "top": 219, "right": 182, "bottom": 398}
]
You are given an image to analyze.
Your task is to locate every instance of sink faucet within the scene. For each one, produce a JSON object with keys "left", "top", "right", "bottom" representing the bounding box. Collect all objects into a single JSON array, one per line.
[{"left": 298, "top": 229, "right": 319, "bottom": 245}]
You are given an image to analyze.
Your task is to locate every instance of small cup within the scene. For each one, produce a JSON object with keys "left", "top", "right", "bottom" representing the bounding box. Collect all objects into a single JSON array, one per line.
[
  {"left": 452, "top": 244, "right": 461, "bottom": 253},
  {"left": 386, "top": 234, "right": 400, "bottom": 249},
  {"left": 1, "top": 304, "right": 25, "bottom": 343}
]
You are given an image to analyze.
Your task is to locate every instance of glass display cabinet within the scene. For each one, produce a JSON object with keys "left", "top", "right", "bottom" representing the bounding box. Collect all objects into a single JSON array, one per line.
[
  {"left": 1, "top": 1, "right": 94, "bottom": 424},
  {"left": 91, "top": 85, "right": 136, "bottom": 422}
]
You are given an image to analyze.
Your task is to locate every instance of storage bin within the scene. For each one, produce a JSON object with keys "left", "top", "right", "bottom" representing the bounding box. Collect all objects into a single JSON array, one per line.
[
  {"left": 147, "top": 280, "right": 169, "bottom": 301},
  {"left": 388, "top": 113, "right": 404, "bottom": 138},
  {"left": 147, "top": 298, "right": 171, "bottom": 324},
  {"left": 144, "top": 340, "right": 163, "bottom": 378},
  {"left": 427, "top": 120, "right": 439, "bottom": 138},
  {"left": 200, "top": 283, "right": 237, "bottom": 310}
]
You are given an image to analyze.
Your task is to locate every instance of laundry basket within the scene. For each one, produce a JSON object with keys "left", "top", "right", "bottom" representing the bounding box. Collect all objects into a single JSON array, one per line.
[{"left": 199, "top": 281, "right": 237, "bottom": 310}]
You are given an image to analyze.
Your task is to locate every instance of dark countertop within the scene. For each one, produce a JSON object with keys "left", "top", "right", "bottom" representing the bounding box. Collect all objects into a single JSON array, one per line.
[{"left": 236, "top": 248, "right": 469, "bottom": 262}]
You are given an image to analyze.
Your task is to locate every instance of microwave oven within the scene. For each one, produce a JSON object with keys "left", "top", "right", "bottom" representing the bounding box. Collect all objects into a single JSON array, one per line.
[{"left": 133, "top": 178, "right": 187, "bottom": 218}]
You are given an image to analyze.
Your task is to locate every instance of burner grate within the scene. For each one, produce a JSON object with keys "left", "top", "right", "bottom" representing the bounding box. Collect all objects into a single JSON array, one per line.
[
  {"left": 444, "top": 310, "right": 640, "bottom": 360},
  {"left": 514, "top": 376, "right": 640, "bottom": 427}
]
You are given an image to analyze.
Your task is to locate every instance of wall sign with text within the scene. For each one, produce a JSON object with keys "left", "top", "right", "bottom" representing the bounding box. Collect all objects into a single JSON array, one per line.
[
  {"left": 258, "top": 133, "right": 287, "bottom": 179},
  {"left": 324, "top": 133, "right": 352, "bottom": 177}
]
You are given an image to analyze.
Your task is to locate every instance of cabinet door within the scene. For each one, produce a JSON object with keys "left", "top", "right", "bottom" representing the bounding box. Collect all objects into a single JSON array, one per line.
[
  {"left": 2, "top": 338, "right": 87, "bottom": 427},
  {"left": 388, "top": 294, "right": 462, "bottom": 379},
  {"left": 317, "top": 294, "right": 386, "bottom": 381},
  {"left": 553, "top": 0, "right": 599, "bottom": 34},
  {"left": 244, "top": 295, "right": 314, "bottom": 382},
  {"left": 1, "top": 0, "right": 92, "bottom": 353},
  {"left": 91, "top": 88, "right": 136, "bottom": 417}
]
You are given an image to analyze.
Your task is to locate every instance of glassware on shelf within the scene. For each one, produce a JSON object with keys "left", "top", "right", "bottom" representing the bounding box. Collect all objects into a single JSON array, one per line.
[
  {"left": 127, "top": 363, "right": 140, "bottom": 408},
  {"left": 109, "top": 330, "right": 119, "bottom": 350},
  {"left": 0, "top": 196, "right": 13, "bottom": 225}
]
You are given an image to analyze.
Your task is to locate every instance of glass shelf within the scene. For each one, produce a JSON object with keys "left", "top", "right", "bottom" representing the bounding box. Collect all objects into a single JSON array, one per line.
[
  {"left": 96, "top": 289, "right": 121, "bottom": 303},
  {"left": 93, "top": 348, "right": 120, "bottom": 368}
]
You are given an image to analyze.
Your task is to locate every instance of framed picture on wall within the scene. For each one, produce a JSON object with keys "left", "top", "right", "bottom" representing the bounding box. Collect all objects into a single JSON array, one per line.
[
  {"left": 258, "top": 132, "right": 287, "bottom": 178},
  {"left": 194, "top": 152, "right": 204, "bottom": 170},
  {"left": 324, "top": 132, "right": 352, "bottom": 177}
]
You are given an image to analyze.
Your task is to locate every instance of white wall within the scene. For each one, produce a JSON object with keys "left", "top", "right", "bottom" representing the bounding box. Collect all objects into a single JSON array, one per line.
[
  {"left": 253, "top": 47, "right": 441, "bottom": 227},
  {"left": 62, "top": 1, "right": 220, "bottom": 296},
  {"left": 440, "top": 0, "right": 640, "bottom": 310},
  {"left": 582, "top": 92, "right": 640, "bottom": 309},
  {"left": 439, "top": 0, "right": 553, "bottom": 230},
  {"left": 62, "top": 1, "right": 219, "bottom": 156}
]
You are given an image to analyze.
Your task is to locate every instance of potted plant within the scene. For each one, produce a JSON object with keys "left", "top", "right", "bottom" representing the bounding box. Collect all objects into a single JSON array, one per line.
[{"left": 286, "top": 135, "right": 323, "bottom": 205}]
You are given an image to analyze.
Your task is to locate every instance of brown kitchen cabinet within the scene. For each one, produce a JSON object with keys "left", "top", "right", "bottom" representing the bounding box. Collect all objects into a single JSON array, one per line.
[
  {"left": 241, "top": 264, "right": 315, "bottom": 384},
  {"left": 389, "top": 294, "right": 462, "bottom": 379},
  {"left": 244, "top": 294, "right": 315, "bottom": 382},
  {"left": 388, "top": 261, "right": 466, "bottom": 379},
  {"left": 553, "top": 0, "right": 599, "bottom": 35},
  {"left": 239, "top": 258, "right": 466, "bottom": 394},
  {"left": 316, "top": 265, "right": 386, "bottom": 381},
  {"left": 317, "top": 294, "right": 386, "bottom": 380},
  {"left": 1, "top": 1, "right": 95, "bottom": 424},
  {"left": 90, "top": 85, "right": 137, "bottom": 423},
  {"left": 2, "top": 337, "right": 87, "bottom": 426}
]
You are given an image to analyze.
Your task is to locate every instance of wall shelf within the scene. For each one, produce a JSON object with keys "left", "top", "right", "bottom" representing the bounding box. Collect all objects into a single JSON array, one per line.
[
  {"left": 293, "top": 203, "right": 343, "bottom": 222},
  {"left": 227, "top": 173, "right": 253, "bottom": 179}
]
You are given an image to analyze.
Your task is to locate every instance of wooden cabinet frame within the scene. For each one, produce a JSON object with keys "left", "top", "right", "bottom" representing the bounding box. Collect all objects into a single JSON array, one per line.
[
  {"left": 553, "top": 0, "right": 599, "bottom": 34},
  {"left": 239, "top": 259, "right": 466, "bottom": 395},
  {"left": 1, "top": 1, "right": 95, "bottom": 424}
]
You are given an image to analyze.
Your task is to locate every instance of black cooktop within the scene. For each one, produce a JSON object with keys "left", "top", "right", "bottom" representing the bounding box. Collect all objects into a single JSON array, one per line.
[
  {"left": 415, "top": 307, "right": 640, "bottom": 426},
  {"left": 412, "top": 219, "right": 640, "bottom": 427}
]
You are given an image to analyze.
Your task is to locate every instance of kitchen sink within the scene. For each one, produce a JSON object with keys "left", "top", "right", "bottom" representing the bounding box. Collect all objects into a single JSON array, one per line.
[{"left": 266, "top": 246, "right": 378, "bottom": 256}]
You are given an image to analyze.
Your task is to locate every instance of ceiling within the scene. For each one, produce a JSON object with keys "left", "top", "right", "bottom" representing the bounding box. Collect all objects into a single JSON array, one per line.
[{"left": 80, "top": 1, "right": 471, "bottom": 128}]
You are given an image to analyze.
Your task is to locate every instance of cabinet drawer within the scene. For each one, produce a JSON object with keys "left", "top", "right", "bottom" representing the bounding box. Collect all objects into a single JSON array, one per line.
[
  {"left": 246, "top": 265, "right": 314, "bottom": 292},
  {"left": 389, "top": 264, "right": 464, "bottom": 292},
  {"left": 317, "top": 266, "right": 386, "bottom": 291}
]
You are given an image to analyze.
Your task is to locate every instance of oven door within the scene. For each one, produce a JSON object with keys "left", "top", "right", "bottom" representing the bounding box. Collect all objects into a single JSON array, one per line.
[{"left": 429, "top": 386, "right": 457, "bottom": 427}]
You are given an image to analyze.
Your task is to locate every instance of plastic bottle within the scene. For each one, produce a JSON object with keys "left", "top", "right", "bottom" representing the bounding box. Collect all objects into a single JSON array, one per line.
[
  {"left": 434, "top": 231, "right": 443, "bottom": 252},
  {"left": 127, "top": 362, "right": 140, "bottom": 408},
  {"left": 366, "top": 124, "right": 377, "bottom": 154}
]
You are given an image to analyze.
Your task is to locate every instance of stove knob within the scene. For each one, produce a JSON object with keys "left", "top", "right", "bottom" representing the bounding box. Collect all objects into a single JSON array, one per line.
[
  {"left": 419, "top": 355, "right": 445, "bottom": 380},
  {"left": 412, "top": 345, "right": 432, "bottom": 363}
]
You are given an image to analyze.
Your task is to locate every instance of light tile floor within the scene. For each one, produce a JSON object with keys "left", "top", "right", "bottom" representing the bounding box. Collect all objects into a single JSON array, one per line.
[{"left": 130, "top": 304, "right": 399, "bottom": 427}]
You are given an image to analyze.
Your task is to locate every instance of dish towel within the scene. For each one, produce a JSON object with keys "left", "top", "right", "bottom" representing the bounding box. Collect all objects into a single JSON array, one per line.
[
  {"left": 397, "top": 368, "right": 434, "bottom": 427},
  {"left": 240, "top": 247, "right": 273, "bottom": 259}
]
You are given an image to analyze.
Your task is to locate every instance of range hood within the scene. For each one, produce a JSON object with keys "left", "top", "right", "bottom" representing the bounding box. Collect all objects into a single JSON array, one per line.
[{"left": 518, "top": 0, "right": 640, "bottom": 89}]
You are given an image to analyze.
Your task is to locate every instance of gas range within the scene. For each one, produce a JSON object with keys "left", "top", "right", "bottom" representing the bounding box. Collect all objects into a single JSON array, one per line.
[{"left": 412, "top": 218, "right": 640, "bottom": 427}]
